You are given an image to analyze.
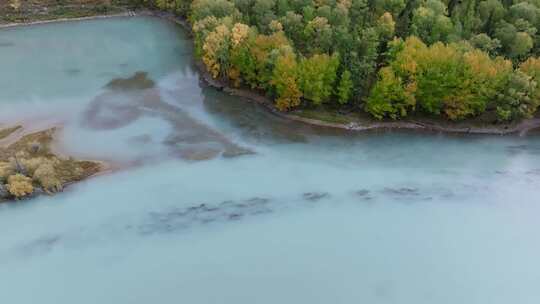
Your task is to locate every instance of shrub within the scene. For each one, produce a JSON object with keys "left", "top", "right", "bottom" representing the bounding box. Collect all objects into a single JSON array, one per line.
[{"left": 6, "top": 174, "right": 33, "bottom": 198}]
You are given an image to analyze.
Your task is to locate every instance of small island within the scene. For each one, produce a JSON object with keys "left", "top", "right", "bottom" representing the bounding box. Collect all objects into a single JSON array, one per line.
[{"left": 0, "top": 125, "right": 102, "bottom": 201}]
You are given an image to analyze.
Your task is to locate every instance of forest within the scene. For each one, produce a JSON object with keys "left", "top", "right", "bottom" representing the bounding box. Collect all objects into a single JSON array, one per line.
[{"left": 138, "top": 0, "right": 540, "bottom": 122}]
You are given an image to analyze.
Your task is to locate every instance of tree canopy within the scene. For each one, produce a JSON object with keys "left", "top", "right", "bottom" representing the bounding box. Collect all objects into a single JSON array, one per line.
[{"left": 146, "top": 0, "right": 540, "bottom": 122}]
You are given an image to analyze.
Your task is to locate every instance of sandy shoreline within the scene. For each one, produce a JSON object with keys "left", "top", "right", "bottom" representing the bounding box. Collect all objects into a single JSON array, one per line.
[
  {"left": 0, "top": 12, "right": 138, "bottom": 29},
  {"left": 2, "top": 10, "right": 540, "bottom": 136}
]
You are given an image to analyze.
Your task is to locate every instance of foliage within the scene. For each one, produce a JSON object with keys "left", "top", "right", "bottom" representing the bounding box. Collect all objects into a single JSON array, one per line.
[
  {"left": 298, "top": 54, "right": 340, "bottom": 105},
  {"left": 271, "top": 50, "right": 302, "bottom": 111},
  {"left": 337, "top": 70, "right": 353, "bottom": 104},
  {"left": 6, "top": 174, "right": 33, "bottom": 198},
  {"left": 143, "top": 0, "right": 540, "bottom": 121},
  {"left": 495, "top": 71, "right": 538, "bottom": 121},
  {"left": 369, "top": 37, "right": 512, "bottom": 120},
  {"left": 365, "top": 67, "right": 415, "bottom": 119}
]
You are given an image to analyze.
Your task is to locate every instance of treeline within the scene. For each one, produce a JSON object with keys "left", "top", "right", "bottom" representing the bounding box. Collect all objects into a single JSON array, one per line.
[{"left": 140, "top": 0, "right": 540, "bottom": 122}]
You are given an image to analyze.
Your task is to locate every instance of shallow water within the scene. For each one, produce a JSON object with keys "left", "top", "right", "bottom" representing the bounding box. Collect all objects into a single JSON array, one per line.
[{"left": 1, "top": 17, "right": 540, "bottom": 304}]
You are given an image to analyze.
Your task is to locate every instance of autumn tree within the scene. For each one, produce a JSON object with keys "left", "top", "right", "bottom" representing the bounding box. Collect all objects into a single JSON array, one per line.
[
  {"left": 337, "top": 70, "right": 353, "bottom": 104},
  {"left": 298, "top": 53, "right": 340, "bottom": 105},
  {"left": 271, "top": 49, "right": 303, "bottom": 111}
]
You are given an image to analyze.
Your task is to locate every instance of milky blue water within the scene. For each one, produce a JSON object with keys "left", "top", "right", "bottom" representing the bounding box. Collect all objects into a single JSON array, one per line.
[{"left": 1, "top": 17, "right": 540, "bottom": 304}]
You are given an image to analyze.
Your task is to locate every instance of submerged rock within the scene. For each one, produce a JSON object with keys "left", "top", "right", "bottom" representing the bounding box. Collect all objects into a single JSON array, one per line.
[
  {"left": 506, "top": 144, "right": 540, "bottom": 155},
  {"left": 526, "top": 169, "right": 540, "bottom": 175},
  {"left": 302, "top": 192, "right": 330, "bottom": 202},
  {"left": 140, "top": 197, "right": 272, "bottom": 234},
  {"left": 354, "top": 189, "right": 374, "bottom": 201},
  {"left": 355, "top": 189, "right": 371, "bottom": 197},
  {"left": 105, "top": 71, "right": 155, "bottom": 91},
  {"left": 0, "top": 184, "right": 9, "bottom": 199},
  {"left": 221, "top": 147, "right": 255, "bottom": 158},
  {"left": 19, "top": 234, "right": 62, "bottom": 256},
  {"left": 382, "top": 187, "right": 420, "bottom": 196}
]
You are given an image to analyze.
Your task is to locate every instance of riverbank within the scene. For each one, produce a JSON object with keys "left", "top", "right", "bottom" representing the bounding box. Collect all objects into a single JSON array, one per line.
[
  {"left": 156, "top": 13, "right": 540, "bottom": 136},
  {"left": 2, "top": 9, "right": 540, "bottom": 136},
  {"left": 0, "top": 0, "right": 135, "bottom": 26},
  {"left": 0, "top": 12, "right": 136, "bottom": 29}
]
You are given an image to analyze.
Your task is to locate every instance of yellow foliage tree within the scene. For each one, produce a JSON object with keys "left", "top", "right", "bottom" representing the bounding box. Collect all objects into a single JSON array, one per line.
[
  {"left": 6, "top": 174, "right": 33, "bottom": 198},
  {"left": 271, "top": 50, "right": 302, "bottom": 111},
  {"left": 202, "top": 24, "right": 231, "bottom": 78},
  {"left": 231, "top": 23, "right": 250, "bottom": 47}
]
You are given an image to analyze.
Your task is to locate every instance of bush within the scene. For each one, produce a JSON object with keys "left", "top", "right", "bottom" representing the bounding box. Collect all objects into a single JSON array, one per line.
[{"left": 6, "top": 174, "right": 33, "bottom": 198}]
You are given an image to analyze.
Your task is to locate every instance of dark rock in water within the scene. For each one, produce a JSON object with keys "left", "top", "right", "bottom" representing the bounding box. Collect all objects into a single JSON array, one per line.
[
  {"left": 139, "top": 196, "right": 273, "bottom": 234},
  {"left": 28, "top": 187, "right": 47, "bottom": 199},
  {"left": 19, "top": 234, "right": 61, "bottom": 255},
  {"left": 526, "top": 169, "right": 540, "bottom": 175},
  {"left": 180, "top": 148, "right": 221, "bottom": 161},
  {"left": 245, "top": 197, "right": 270, "bottom": 205},
  {"left": 228, "top": 213, "right": 243, "bottom": 220},
  {"left": 382, "top": 187, "right": 420, "bottom": 196},
  {"left": 303, "top": 192, "right": 330, "bottom": 202},
  {"left": 354, "top": 189, "right": 373, "bottom": 201},
  {"left": 64, "top": 68, "right": 81, "bottom": 76},
  {"left": 0, "top": 184, "right": 10, "bottom": 200},
  {"left": 221, "top": 147, "right": 256, "bottom": 158},
  {"left": 106, "top": 71, "right": 155, "bottom": 91},
  {"left": 355, "top": 189, "right": 370, "bottom": 197},
  {"left": 0, "top": 41, "right": 15, "bottom": 47},
  {"left": 506, "top": 144, "right": 540, "bottom": 155}
]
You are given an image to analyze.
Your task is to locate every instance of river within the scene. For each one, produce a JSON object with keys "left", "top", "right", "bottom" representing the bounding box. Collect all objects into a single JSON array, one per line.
[{"left": 1, "top": 16, "right": 539, "bottom": 304}]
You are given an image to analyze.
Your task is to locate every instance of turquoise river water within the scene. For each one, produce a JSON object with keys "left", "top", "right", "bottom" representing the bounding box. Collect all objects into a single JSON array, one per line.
[{"left": 1, "top": 17, "right": 540, "bottom": 304}]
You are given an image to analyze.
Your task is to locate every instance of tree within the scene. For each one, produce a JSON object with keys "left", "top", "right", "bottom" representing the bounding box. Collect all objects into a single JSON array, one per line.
[
  {"left": 190, "top": 0, "right": 241, "bottom": 22},
  {"left": 298, "top": 54, "right": 340, "bottom": 105},
  {"left": 410, "top": 0, "right": 454, "bottom": 44},
  {"left": 163, "top": 0, "right": 540, "bottom": 121},
  {"left": 478, "top": 0, "right": 505, "bottom": 34},
  {"left": 202, "top": 24, "right": 231, "bottom": 78},
  {"left": 337, "top": 70, "right": 353, "bottom": 104},
  {"left": 280, "top": 11, "right": 305, "bottom": 48},
  {"left": 495, "top": 71, "right": 538, "bottom": 121},
  {"left": 230, "top": 37, "right": 259, "bottom": 88},
  {"left": 377, "top": 12, "right": 396, "bottom": 41},
  {"left": 469, "top": 33, "right": 501, "bottom": 55},
  {"left": 228, "top": 23, "right": 252, "bottom": 86},
  {"left": 365, "top": 67, "right": 415, "bottom": 119},
  {"left": 509, "top": 32, "right": 534, "bottom": 60},
  {"left": 303, "top": 17, "right": 334, "bottom": 54},
  {"left": 271, "top": 50, "right": 303, "bottom": 111},
  {"left": 252, "top": 0, "right": 277, "bottom": 32},
  {"left": 250, "top": 32, "right": 292, "bottom": 89}
]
